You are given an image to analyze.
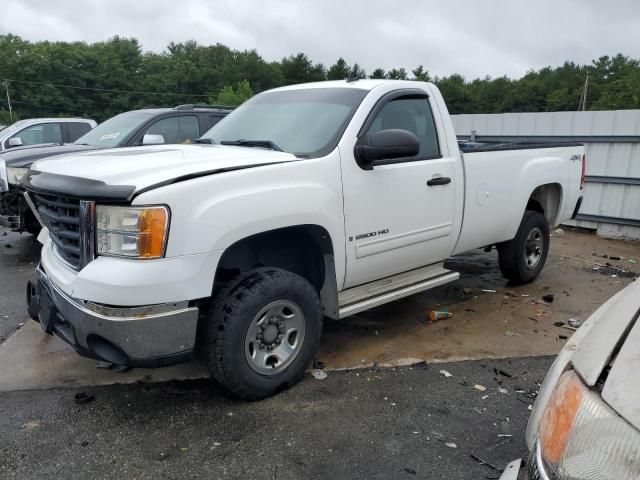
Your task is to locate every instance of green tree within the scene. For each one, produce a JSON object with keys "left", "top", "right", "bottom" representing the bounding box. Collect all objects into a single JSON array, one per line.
[
  {"left": 412, "top": 65, "right": 431, "bottom": 82},
  {"left": 327, "top": 58, "right": 350, "bottom": 80},
  {"left": 369, "top": 68, "right": 387, "bottom": 79},
  {"left": 211, "top": 80, "right": 254, "bottom": 106},
  {"left": 387, "top": 68, "right": 408, "bottom": 80}
]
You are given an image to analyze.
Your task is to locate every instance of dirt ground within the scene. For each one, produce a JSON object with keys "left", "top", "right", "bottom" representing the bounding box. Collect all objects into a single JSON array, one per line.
[{"left": 318, "top": 227, "right": 640, "bottom": 368}]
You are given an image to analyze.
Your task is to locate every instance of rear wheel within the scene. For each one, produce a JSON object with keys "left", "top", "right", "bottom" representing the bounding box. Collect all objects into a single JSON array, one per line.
[
  {"left": 497, "top": 210, "right": 550, "bottom": 285},
  {"left": 205, "top": 267, "right": 322, "bottom": 400}
]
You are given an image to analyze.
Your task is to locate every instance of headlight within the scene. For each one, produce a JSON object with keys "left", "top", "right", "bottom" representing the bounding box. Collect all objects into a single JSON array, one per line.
[
  {"left": 539, "top": 370, "right": 640, "bottom": 479},
  {"left": 96, "top": 205, "right": 169, "bottom": 259},
  {"left": 7, "top": 167, "right": 28, "bottom": 185}
]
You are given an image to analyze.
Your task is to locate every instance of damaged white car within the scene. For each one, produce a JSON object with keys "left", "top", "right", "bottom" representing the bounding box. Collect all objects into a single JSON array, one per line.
[{"left": 499, "top": 278, "right": 640, "bottom": 479}]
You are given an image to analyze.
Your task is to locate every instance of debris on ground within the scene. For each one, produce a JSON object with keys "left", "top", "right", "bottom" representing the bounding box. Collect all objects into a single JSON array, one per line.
[
  {"left": 553, "top": 321, "right": 564, "bottom": 327},
  {"left": 428, "top": 309, "right": 453, "bottom": 322},
  {"left": 470, "top": 453, "right": 501, "bottom": 471},
  {"left": 542, "top": 293, "right": 555, "bottom": 303},
  {"left": 74, "top": 392, "right": 95, "bottom": 404},
  {"left": 95, "top": 361, "right": 112, "bottom": 369},
  {"left": 567, "top": 255, "right": 638, "bottom": 279},
  {"left": 404, "top": 467, "right": 417, "bottom": 475},
  {"left": 559, "top": 335, "right": 568, "bottom": 340},
  {"left": 504, "top": 330, "right": 521, "bottom": 337},
  {"left": 312, "top": 359, "right": 325, "bottom": 370},
  {"left": 411, "top": 361, "right": 429, "bottom": 370},
  {"left": 481, "top": 289, "right": 497, "bottom": 293},
  {"left": 473, "top": 384, "right": 487, "bottom": 392},
  {"left": 444, "top": 442, "right": 458, "bottom": 449},
  {"left": 23, "top": 420, "right": 41, "bottom": 430},
  {"left": 498, "top": 388, "right": 508, "bottom": 394},
  {"left": 553, "top": 228, "right": 565, "bottom": 238},
  {"left": 463, "top": 287, "right": 474, "bottom": 294},
  {"left": 439, "top": 369, "right": 453, "bottom": 378},
  {"left": 609, "top": 255, "right": 621, "bottom": 261},
  {"left": 493, "top": 368, "right": 512, "bottom": 378},
  {"left": 311, "top": 369, "right": 327, "bottom": 380},
  {"left": 568, "top": 318, "right": 582, "bottom": 328}
]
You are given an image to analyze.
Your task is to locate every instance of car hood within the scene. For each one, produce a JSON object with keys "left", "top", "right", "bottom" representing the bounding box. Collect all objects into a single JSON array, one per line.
[
  {"left": 571, "top": 278, "right": 640, "bottom": 430},
  {"left": 1, "top": 143, "right": 97, "bottom": 168},
  {"left": 27, "top": 144, "right": 299, "bottom": 201}
]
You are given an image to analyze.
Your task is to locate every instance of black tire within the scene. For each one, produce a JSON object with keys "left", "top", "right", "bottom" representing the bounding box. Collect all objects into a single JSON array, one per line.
[
  {"left": 205, "top": 267, "right": 322, "bottom": 400},
  {"left": 497, "top": 210, "right": 550, "bottom": 285}
]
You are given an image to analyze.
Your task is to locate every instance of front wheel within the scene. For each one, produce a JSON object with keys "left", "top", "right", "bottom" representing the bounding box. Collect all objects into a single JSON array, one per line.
[
  {"left": 497, "top": 210, "right": 550, "bottom": 285},
  {"left": 205, "top": 268, "right": 322, "bottom": 400}
]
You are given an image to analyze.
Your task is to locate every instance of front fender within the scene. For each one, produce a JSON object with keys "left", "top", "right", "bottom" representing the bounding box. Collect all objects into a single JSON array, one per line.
[{"left": 134, "top": 154, "right": 346, "bottom": 288}]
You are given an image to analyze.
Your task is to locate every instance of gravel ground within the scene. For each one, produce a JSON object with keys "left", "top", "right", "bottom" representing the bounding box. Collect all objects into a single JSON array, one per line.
[{"left": 0, "top": 356, "right": 551, "bottom": 480}]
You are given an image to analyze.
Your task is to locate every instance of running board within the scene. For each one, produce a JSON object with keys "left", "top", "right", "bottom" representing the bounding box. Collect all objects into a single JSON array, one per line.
[{"left": 338, "top": 264, "right": 460, "bottom": 318}]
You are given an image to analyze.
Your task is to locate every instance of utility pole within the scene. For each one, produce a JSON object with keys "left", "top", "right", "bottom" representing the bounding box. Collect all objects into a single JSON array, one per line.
[
  {"left": 4, "top": 80, "right": 13, "bottom": 121},
  {"left": 578, "top": 73, "right": 590, "bottom": 111}
]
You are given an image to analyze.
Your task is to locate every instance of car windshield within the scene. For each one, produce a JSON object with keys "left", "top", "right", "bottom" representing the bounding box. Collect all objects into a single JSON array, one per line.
[
  {"left": 74, "top": 111, "right": 153, "bottom": 148},
  {"left": 201, "top": 87, "right": 368, "bottom": 157}
]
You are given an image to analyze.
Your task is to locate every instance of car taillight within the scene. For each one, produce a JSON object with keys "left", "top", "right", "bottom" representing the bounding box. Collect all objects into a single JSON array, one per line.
[{"left": 580, "top": 154, "right": 586, "bottom": 189}]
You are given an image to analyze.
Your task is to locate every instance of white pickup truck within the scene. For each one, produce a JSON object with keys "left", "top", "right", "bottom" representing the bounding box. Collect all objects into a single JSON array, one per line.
[{"left": 23, "top": 80, "right": 585, "bottom": 399}]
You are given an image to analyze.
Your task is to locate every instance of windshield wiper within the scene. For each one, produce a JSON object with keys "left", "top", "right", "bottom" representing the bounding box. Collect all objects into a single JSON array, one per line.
[
  {"left": 220, "top": 139, "right": 283, "bottom": 152},
  {"left": 194, "top": 138, "right": 213, "bottom": 144}
]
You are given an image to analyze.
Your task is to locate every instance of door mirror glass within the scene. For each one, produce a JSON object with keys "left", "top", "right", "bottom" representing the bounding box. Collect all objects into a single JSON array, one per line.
[
  {"left": 142, "top": 133, "right": 165, "bottom": 145},
  {"left": 355, "top": 129, "right": 419, "bottom": 169},
  {"left": 7, "top": 137, "right": 23, "bottom": 147}
]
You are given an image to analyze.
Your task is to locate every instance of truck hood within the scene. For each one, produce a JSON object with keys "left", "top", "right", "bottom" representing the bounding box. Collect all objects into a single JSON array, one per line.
[
  {"left": 571, "top": 278, "right": 640, "bottom": 430},
  {"left": 1, "top": 143, "right": 97, "bottom": 168},
  {"left": 27, "top": 144, "right": 299, "bottom": 201}
]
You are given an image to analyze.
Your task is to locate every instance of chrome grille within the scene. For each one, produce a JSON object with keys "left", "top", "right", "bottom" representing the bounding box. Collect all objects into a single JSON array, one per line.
[{"left": 34, "top": 193, "right": 82, "bottom": 268}]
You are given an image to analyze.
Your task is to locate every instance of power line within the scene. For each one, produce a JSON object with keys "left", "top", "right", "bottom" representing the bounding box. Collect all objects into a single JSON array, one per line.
[{"left": 4, "top": 78, "right": 214, "bottom": 98}]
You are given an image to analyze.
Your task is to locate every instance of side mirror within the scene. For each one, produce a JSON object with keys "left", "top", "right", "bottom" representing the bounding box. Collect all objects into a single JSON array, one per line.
[
  {"left": 355, "top": 129, "right": 419, "bottom": 170},
  {"left": 7, "top": 137, "right": 23, "bottom": 148},
  {"left": 142, "top": 133, "right": 165, "bottom": 145}
]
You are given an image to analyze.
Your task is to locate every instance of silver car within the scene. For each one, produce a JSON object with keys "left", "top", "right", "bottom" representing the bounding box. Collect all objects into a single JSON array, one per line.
[{"left": 500, "top": 278, "right": 640, "bottom": 480}]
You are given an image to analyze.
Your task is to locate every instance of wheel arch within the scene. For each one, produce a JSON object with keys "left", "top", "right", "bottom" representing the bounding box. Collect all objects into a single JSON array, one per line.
[
  {"left": 213, "top": 224, "right": 339, "bottom": 319},
  {"left": 526, "top": 182, "right": 563, "bottom": 226}
]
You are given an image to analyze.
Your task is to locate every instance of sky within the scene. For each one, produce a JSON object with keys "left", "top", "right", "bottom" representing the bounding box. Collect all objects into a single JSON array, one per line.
[{"left": 2, "top": 0, "right": 640, "bottom": 80}]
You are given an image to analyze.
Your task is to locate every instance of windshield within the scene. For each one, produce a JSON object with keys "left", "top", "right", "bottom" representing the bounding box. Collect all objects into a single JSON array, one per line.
[
  {"left": 201, "top": 87, "right": 368, "bottom": 157},
  {"left": 74, "top": 111, "right": 153, "bottom": 148}
]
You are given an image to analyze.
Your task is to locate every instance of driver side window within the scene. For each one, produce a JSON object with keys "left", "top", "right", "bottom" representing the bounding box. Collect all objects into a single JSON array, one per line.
[{"left": 366, "top": 97, "right": 440, "bottom": 159}]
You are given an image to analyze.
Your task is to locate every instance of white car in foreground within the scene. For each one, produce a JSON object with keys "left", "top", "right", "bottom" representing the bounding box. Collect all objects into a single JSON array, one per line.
[{"left": 499, "top": 278, "right": 640, "bottom": 479}]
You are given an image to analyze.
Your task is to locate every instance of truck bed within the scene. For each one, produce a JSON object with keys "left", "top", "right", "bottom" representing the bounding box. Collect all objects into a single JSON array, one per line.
[{"left": 452, "top": 141, "right": 584, "bottom": 255}]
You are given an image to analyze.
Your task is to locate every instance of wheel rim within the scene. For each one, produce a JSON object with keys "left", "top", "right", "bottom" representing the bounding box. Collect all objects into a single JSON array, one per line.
[
  {"left": 524, "top": 227, "right": 544, "bottom": 269},
  {"left": 244, "top": 300, "right": 306, "bottom": 376}
]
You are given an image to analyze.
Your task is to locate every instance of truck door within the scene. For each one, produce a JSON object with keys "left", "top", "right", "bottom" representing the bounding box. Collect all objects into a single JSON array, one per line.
[{"left": 340, "top": 89, "right": 459, "bottom": 288}]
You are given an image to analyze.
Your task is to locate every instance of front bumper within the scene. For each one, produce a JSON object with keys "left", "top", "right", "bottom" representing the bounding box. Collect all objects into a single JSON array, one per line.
[{"left": 27, "top": 264, "right": 199, "bottom": 367}]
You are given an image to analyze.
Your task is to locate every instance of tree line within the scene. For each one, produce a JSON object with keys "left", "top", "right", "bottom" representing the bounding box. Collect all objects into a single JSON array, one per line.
[{"left": 1, "top": 34, "right": 639, "bottom": 123}]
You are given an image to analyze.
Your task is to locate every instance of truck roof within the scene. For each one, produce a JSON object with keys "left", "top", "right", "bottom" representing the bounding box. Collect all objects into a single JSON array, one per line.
[{"left": 269, "top": 79, "right": 435, "bottom": 93}]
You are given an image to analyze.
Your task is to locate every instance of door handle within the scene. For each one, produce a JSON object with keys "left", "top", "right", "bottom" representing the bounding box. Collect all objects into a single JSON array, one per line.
[{"left": 427, "top": 176, "right": 451, "bottom": 186}]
